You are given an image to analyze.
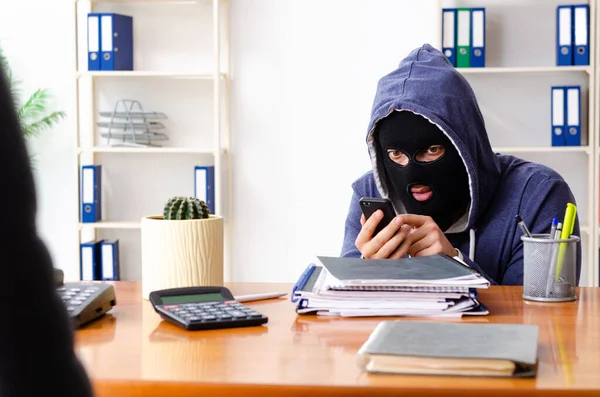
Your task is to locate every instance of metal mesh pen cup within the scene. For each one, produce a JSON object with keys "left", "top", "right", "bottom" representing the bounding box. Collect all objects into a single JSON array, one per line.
[{"left": 521, "top": 234, "right": 579, "bottom": 302}]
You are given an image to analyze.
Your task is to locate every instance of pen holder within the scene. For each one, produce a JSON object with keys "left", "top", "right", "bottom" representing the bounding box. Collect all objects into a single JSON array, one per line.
[{"left": 521, "top": 234, "right": 579, "bottom": 302}]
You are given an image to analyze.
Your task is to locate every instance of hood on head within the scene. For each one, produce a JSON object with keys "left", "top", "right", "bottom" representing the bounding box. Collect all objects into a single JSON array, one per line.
[{"left": 366, "top": 44, "right": 501, "bottom": 233}]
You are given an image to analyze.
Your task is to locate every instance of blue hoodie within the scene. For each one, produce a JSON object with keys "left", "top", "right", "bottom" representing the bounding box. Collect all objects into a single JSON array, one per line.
[{"left": 340, "top": 44, "right": 581, "bottom": 286}]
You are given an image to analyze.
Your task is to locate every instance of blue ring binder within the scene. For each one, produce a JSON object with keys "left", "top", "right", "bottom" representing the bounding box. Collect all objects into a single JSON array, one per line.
[{"left": 291, "top": 263, "right": 316, "bottom": 302}]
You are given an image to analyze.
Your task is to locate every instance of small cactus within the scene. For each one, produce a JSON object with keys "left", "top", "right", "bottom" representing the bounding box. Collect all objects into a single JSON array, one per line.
[{"left": 163, "top": 196, "right": 210, "bottom": 220}]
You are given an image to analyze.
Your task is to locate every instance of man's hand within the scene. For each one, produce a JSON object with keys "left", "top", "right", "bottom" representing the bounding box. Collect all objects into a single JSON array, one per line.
[
  {"left": 355, "top": 210, "right": 413, "bottom": 259},
  {"left": 393, "top": 214, "right": 457, "bottom": 258}
]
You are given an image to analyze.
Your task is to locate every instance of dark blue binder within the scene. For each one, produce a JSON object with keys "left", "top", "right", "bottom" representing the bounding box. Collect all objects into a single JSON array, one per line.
[
  {"left": 101, "top": 240, "right": 120, "bottom": 281},
  {"left": 470, "top": 8, "right": 485, "bottom": 67},
  {"left": 80, "top": 239, "right": 103, "bottom": 281},
  {"left": 556, "top": 5, "right": 573, "bottom": 66},
  {"left": 564, "top": 85, "right": 581, "bottom": 146},
  {"left": 442, "top": 8, "right": 457, "bottom": 67},
  {"left": 551, "top": 86, "right": 566, "bottom": 146},
  {"left": 573, "top": 4, "right": 590, "bottom": 66},
  {"left": 195, "top": 165, "right": 215, "bottom": 214},
  {"left": 81, "top": 165, "right": 102, "bottom": 223},
  {"left": 87, "top": 13, "right": 101, "bottom": 71},
  {"left": 100, "top": 13, "right": 133, "bottom": 71}
]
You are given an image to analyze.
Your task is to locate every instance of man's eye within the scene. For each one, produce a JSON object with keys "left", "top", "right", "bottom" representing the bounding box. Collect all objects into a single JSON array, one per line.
[{"left": 428, "top": 146, "right": 441, "bottom": 154}]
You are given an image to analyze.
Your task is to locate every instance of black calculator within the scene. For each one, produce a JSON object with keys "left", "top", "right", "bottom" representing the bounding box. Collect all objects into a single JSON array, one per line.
[{"left": 149, "top": 286, "right": 268, "bottom": 330}]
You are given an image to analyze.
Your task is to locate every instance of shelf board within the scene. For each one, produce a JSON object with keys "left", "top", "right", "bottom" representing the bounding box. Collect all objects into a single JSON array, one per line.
[
  {"left": 492, "top": 146, "right": 591, "bottom": 154},
  {"left": 78, "top": 147, "right": 218, "bottom": 155},
  {"left": 85, "top": 0, "right": 223, "bottom": 3},
  {"left": 79, "top": 221, "right": 141, "bottom": 230},
  {"left": 457, "top": 66, "right": 592, "bottom": 74},
  {"left": 76, "top": 71, "right": 227, "bottom": 79}
]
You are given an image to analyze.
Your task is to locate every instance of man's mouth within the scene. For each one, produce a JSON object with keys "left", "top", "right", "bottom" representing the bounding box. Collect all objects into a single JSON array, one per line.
[{"left": 410, "top": 184, "right": 433, "bottom": 202}]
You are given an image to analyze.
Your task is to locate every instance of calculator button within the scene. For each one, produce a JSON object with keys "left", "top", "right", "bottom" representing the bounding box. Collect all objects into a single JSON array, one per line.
[
  {"left": 247, "top": 312, "right": 263, "bottom": 317},
  {"left": 57, "top": 287, "right": 66, "bottom": 292},
  {"left": 69, "top": 288, "right": 81, "bottom": 292},
  {"left": 66, "top": 306, "right": 75, "bottom": 312},
  {"left": 230, "top": 311, "right": 248, "bottom": 318},
  {"left": 188, "top": 316, "right": 201, "bottom": 321},
  {"left": 218, "top": 314, "right": 233, "bottom": 320},
  {"left": 69, "top": 300, "right": 83, "bottom": 306},
  {"left": 202, "top": 315, "right": 217, "bottom": 321}
]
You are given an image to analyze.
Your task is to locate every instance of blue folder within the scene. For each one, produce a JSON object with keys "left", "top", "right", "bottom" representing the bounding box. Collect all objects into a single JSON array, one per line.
[
  {"left": 99, "top": 13, "right": 133, "bottom": 71},
  {"left": 81, "top": 165, "right": 102, "bottom": 223}
]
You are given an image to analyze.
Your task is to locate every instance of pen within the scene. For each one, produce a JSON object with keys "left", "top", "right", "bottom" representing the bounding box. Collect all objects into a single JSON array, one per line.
[
  {"left": 546, "top": 222, "right": 563, "bottom": 296},
  {"left": 555, "top": 222, "right": 562, "bottom": 239},
  {"left": 234, "top": 292, "right": 287, "bottom": 303},
  {"left": 515, "top": 215, "right": 532, "bottom": 238},
  {"left": 549, "top": 217, "right": 558, "bottom": 239}
]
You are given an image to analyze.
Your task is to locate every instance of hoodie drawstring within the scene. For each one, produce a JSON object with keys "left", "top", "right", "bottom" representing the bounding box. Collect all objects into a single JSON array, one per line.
[{"left": 469, "top": 228, "right": 476, "bottom": 261}]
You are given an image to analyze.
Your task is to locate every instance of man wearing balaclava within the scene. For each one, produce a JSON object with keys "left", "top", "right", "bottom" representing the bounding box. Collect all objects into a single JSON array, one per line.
[{"left": 340, "top": 44, "right": 581, "bottom": 286}]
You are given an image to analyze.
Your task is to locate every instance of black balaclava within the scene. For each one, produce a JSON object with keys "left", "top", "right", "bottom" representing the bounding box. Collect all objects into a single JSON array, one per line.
[{"left": 375, "top": 110, "right": 470, "bottom": 232}]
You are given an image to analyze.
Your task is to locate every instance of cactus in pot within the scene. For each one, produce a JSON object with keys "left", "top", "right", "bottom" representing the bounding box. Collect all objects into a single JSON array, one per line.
[
  {"left": 141, "top": 195, "right": 224, "bottom": 299},
  {"left": 163, "top": 196, "right": 210, "bottom": 220}
]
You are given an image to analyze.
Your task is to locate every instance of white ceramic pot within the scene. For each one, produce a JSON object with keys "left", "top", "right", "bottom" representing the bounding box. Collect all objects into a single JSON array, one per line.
[{"left": 141, "top": 214, "right": 224, "bottom": 300}]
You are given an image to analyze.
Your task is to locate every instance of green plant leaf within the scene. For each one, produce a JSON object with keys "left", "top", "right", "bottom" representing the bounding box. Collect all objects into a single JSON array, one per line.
[
  {"left": 1, "top": 42, "right": 66, "bottom": 146},
  {"left": 22, "top": 110, "right": 66, "bottom": 138},
  {"left": 18, "top": 89, "right": 52, "bottom": 121}
]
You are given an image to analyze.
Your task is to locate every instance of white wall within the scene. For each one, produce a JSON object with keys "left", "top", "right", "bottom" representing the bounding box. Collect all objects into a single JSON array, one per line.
[
  {"left": 1, "top": 0, "right": 591, "bottom": 285},
  {"left": 0, "top": 2, "right": 79, "bottom": 280},
  {"left": 230, "top": 0, "right": 439, "bottom": 282}
]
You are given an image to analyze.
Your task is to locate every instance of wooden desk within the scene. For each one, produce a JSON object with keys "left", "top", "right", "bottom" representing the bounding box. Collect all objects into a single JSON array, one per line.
[{"left": 74, "top": 282, "right": 600, "bottom": 397}]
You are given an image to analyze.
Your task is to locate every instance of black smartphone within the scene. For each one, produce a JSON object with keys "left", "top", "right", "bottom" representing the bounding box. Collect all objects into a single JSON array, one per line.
[{"left": 359, "top": 197, "right": 396, "bottom": 236}]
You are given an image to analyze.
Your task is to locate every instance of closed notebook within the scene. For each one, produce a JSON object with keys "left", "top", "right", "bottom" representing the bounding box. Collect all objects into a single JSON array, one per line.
[
  {"left": 357, "top": 321, "right": 539, "bottom": 377},
  {"left": 317, "top": 254, "right": 490, "bottom": 291}
]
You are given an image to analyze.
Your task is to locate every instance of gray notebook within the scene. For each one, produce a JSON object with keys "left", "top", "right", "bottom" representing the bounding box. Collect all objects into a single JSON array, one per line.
[
  {"left": 357, "top": 321, "right": 539, "bottom": 377},
  {"left": 317, "top": 254, "right": 479, "bottom": 281}
]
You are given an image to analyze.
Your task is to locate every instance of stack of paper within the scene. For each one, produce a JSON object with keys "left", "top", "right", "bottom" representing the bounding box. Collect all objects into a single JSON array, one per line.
[{"left": 291, "top": 254, "right": 490, "bottom": 318}]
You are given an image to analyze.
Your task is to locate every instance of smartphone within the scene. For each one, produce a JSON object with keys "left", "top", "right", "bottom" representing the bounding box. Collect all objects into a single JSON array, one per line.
[{"left": 359, "top": 197, "right": 396, "bottom": 236}]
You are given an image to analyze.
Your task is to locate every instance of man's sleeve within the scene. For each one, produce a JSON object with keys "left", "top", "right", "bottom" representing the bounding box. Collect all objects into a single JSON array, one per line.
[{"left": 340, "top": 190, "right": 364, "bottom": 258}]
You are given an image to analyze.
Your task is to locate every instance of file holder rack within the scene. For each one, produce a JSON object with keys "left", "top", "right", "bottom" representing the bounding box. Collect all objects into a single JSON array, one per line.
[{"left": 97, "top": 99, "right": 169, "bottom": 147}]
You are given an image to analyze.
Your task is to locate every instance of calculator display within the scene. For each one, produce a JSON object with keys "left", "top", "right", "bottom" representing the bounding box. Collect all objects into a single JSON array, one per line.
[{"left": 161, "top": 293, "right": 224, "bottom": 304}]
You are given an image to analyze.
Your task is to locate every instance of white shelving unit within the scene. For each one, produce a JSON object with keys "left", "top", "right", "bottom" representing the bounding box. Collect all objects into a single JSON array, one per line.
[
  {"left": 437, "top": 0, "right": 597, "bottom": 286},
  {"left": 72, "top": 0, "right": 231, "bottom": 281},
  {"left": 595, "top": 0, "right": 600, "bottom": 287}
]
